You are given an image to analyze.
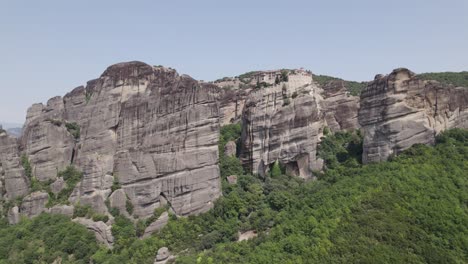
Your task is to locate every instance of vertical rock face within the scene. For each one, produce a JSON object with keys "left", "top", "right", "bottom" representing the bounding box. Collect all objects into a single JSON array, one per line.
[
  {"left": 0, "top": 131, "right": 29, "bottom": 199},
  {"left": 17, "top": 61, "right": 222, "bottom": 218},
  {"left": 240, "top": 73, "right": 324, "bottom": 179},
  {"left": 320, "top": 80, "right": 360, "bottom": 132},
  {"left": 218, "top": 88, "right": 251, "bottom": 125},
  {"left": 359, "top": 68, "right": 468, "bottom": 163}
]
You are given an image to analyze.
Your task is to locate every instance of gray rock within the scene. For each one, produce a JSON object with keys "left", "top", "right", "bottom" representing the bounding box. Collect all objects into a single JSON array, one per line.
[
  {"left": 143, "top": 212, "right": 169, "bottom": 238},
  {"left": 320, "top": 79, "right": 360, "bottom": 132},
  {"left": 0, "top": 133, "right": 29, "bottom": 199},
  {"left": 226, "top": 175, "right": 237, "bottom": 185},
  {"left": 0, "top": 179, "right": 3, "bottom": 199},
  {"left": 359, "top": 68, "right": 468, "bottom": 163},
  {"left": 240, "top": 74, "right": 324, "bottom": 179},
  {"left": 48, "top": 205, "right": 74, "bottom": 217},
  {"left": 224, "top": 141, "right": 237, "bottom": 157},
  {"left": 50, "top": 177, "right": 66, "bottom": 195},
  {"left": 155, "top": 247, "right": 170, "bottom": 262},
  {"left": 16, "top": 61, "right": 221, "bottom": 218},
  {"left": 73, "top": 217, "right": 114, "bottom": 248},
  {"left": 8, "top": 206, "right": 20, "bottom": 224},
  {"left": 20, "top": 191, "right": 49, "bottom": 218},
  {"left": 21, "top": 100, "right": 75, "bottom": 182},
  {"left": 109, "top": 189, "right": 127, "bottom": 214}
]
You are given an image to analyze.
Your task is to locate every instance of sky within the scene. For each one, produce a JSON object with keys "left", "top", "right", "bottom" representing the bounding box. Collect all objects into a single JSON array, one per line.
[{"left": 0, "top": 0, "right": 467, "bottom": 123}]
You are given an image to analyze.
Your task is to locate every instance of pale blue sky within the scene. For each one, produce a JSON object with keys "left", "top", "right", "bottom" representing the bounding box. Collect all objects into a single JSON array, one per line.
[{"left": 1, "top": 0, "right": 467, "bottom": 123}]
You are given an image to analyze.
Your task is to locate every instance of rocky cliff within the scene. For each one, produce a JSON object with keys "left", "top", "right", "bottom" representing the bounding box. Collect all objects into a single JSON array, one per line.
[
  {"left": 1, "top": 63, "right": 467, "bottom": 235},
  {"left": 5, "top": 62, "right": 222, "bottom": 221},
  {"left": 240, "top": 72, "right": 324, "bottom": 179},
  {"left": 359, "top": 68, "right": 468, "bottom": 163},
  {"left": 0, "top": 131, "right": 29, "bottom": 200},
  {"left": 238, "top": 70, "right": 363, "bottom": 178}
]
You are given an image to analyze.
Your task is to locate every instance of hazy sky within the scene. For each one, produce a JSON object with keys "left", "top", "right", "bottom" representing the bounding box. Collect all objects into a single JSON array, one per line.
[{"left": 1, "top": 0, "right": 467, "bottom": 123}]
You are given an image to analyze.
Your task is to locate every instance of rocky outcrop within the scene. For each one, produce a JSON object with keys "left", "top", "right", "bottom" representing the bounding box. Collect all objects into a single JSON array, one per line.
[
  {"left": 359, "top": 68, "right": 468, "bottom": 163},
  {"left": 73, "top": 217, "right": 114, "bottom": 248},
  {"left": 49, "top": 204, "right": 74, "bottom": 217},
  {"left": 143, "top": 212, "right": 169, "bottom": 238},
  {"left": 154, "top": 247, "right": 174, "bottom": 264},
  {"left": 19, "top": 61, "right": 221, "bottom": 218},
  {"left": 0, "top": 132, "right": 29, "bottom": 199},
  {"left": 7, "top": 206, "right": 20, "bottom": 224},
  {"left": 21, "top": 105, "right": 75, "bottom": 182},
  {"left": 224, "top": 141, "right": 237, "bottom": 157},
  {"left": 320, "top": 80, "right": 360, "bottom": 132},
  {"left": 50, "top": 177, "right": 66, "bottom": 195},
  {"left": 20, "top": 191, "right": 49, "bottom": 218},
  {"left": 218, "top": 87, "right": 251, "bottom": 125},
  {"left": 109, "top": 189, "right": 128, "bottom": 215},
  {"left": 240, "top": 73, "right": 324, "bottom": 179}
]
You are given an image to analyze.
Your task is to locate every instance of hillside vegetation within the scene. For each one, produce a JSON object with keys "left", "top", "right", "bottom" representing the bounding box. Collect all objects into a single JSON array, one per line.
[
  {"left": 418, "top": 71, "right": 468, "bottom": 87},
  {"left": 0, "top": 128, "right": 467, "bottom": 264},
  {"left": 313, "top": 74, "right": 367, "bottom": 96}
]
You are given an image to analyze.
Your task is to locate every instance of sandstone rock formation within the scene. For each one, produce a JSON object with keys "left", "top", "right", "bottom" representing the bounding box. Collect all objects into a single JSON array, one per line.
[
  {"left": 224, "top": 141, "right": 237, "bottom": 157},
  {"left": 20, "top": 191, "right": 49, "bottom": 218},
  {"left": 320, "top": 79, "right": 360, "bottom": 132},
  {"left": 154, "top": 247, "right": 174, "bottom": 264},
  {"left": 7, "top": 206, "right": 20, "bottom": 224},
  {"left": 49, "top": 204, "right": 74, "bottom": 217},
  {"left": 143, "top": 212, "right": 169, "bottom": 238},
  {"left": 73, "top": 217, "right": 114, "bottom": 248},
  {"left": 216, "top": 84, "right": 249, "bottom": 124},
  {"left": 0, "top": 131, "right": 29, "bottom": 199},
  {"left": 359, "top": 68, "right": 468, "bottom": 163},
  {"left": 240, "top": 71, "right": 324, "bottom": 179},
  {"left": 17, "top": 61, "right": 221, "bottom": 219}
]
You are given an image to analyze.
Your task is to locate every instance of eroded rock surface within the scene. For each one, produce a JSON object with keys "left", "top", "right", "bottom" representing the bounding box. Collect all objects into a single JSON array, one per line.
[
  {"left": 143, "top": 212, "right": 169, "bottom": 238},
  {"left": 0, "top": 132, "right": 29, "bottom": 199},
  {"left": 19, "top": 61, "right": 221, "bottom": 218},
  {"left": 320, "top": 79, "right": 360, "bottom": 132},
  {"left": 359, "top": 68, "right": 468, "bottom": 163},
  {"left": 240, "top": 71, "right": 324, "bottom": 179},
  {"left": 224, "top": 141, "right": 237, "bottom": 157},
  {"left": 20, "top": 191, "right": 49, "bottom": 218},
  {"left": 49, "top": 204, "right": 74, "bottom": 217},
  {"left": 73, "top": 217, "right": 114, "bottom": 248}
]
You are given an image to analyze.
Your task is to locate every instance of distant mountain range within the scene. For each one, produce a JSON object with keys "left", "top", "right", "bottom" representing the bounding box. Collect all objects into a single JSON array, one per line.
[{"left": 0, "top": 121, "right": 23, "bottom": 137}]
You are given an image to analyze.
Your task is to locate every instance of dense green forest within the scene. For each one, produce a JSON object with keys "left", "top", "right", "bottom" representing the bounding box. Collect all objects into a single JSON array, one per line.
[
  {"left": 418, "top": 71, "right": 468, "bottom": 87},
  {"left": 0, "top": 127, "right": 467, "bottom": 264}
]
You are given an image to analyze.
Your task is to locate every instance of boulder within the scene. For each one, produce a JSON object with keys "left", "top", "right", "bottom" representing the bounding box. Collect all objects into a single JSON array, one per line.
[
  {"left": 20, "top": 191, "right": 49, "bottom": 218},
  {"left": 73, "top": 217, "right": 114, "bottom": 248},
  {"left": 50, "top": 177, "right": 66, "bottom": 195},
  {"left": 48, "top": 205, "right": 74, "bottom": 217},
  {"left": 226, "top": 175, "right": 237, "bottom": 185},
  {"left": 7, "top": 206, "right": 20, "bottom": 224},
  {"left": 143, "top": 212, "right": 169, "bottom": 238},
  {"left": 224, "top": 141, "right": 237, "bottom": 157},
  {"left": 155, "top": 247, "right": 170, "bottom": 262}
]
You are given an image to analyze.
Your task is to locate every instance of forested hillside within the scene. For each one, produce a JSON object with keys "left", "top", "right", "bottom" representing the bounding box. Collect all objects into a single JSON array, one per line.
[
  {"left": 1, "top": 128, "right": 467, "bottom": 264},
  {"left": 418, "top": 71, "right": 468, "bottom": 87}
]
